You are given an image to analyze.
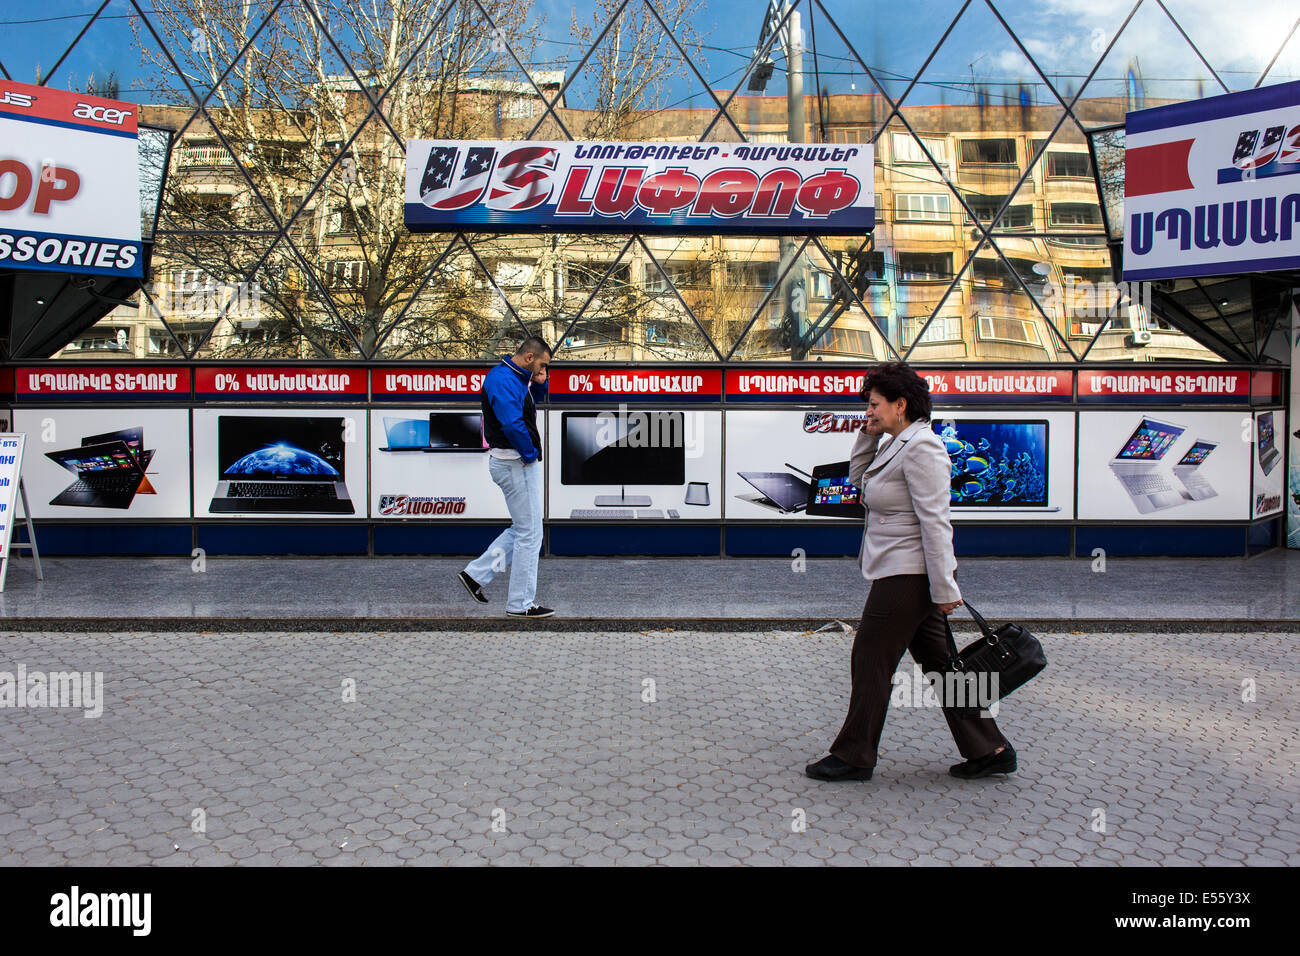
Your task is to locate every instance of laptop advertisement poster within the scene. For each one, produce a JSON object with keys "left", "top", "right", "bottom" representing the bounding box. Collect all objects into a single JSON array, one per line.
[
  {"left": 10, "top": 408, "right": 189, "bottom": 519},
  {"left": 192, "top": 408, "right": 366, "bottom": 518},
  {"left": 369, "top": 407, "right": 540, "bottom": 519},
  {"left": 1251, "top": 409, "right": 1286, "bottom": 519},
  {"left": 1077, "top": 411, "right": 1250, "bottom": 520},
  {"left": 725, "top": 410, "right": 1074, "bottom": 521}
]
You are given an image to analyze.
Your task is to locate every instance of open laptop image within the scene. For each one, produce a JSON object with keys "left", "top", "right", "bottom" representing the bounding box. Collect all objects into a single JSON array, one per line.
[
  {"left": 1172, "top": 440, "right": 1218, "bottom": 501},
  {"left": 46, "top": 440, "right": 145, "bottom": 509},
  {"left": 805, "top": 461, "right": 865, "bottom": 518},
  {"left": 424, "top": 412, "right": 488, "bottom": 452},
  {"left": 210, "top": 416, "right": 354, "bottom": 514},
  {"left": 735, "top": 468, "right": 811, "bottom": 514},
  {"left": 83, "top": 426, "right": 156, "bottom": 495},
  {"left": 1109, "top": 417, "right": 1187, "bottom": 514},
  {"left": 379, "top": 416, "right": 430, "bottom": 452},
  {"left": 1257, "top": 412, "right": 1281, "bottom": 475}
]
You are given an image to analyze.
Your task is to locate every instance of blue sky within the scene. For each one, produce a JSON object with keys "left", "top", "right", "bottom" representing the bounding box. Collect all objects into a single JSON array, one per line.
[{"left": 1, "top": 0, "right": 1296, "bottom": 109}]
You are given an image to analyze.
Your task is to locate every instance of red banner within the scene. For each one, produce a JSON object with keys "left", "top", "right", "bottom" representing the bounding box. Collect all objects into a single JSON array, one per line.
[
  {"left": 1078, "top": 369, "right": 1250, "bottom": 403},
  {"left": 549, "top": 367, "right": 722, "bottom": 401},
  {"left": 195, "top": 366, "right": 365, "bottom": 400},
  {"left": 725, "top": 369, "right": 865, "bottom": 401},
  {"left": 921, "top": 370, "right": 1073, "bottom": 402},
  {"left": 372, "top": 367, "right": 489, "bottom": 401},
  {"left": 16, "top": 366, "right": 190, "bottom": 400}
]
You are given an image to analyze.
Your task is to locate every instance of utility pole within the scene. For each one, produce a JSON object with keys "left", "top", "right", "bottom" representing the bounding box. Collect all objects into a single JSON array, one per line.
[{"left": 748, "top": 1, "right": 808, "bottom": 358}]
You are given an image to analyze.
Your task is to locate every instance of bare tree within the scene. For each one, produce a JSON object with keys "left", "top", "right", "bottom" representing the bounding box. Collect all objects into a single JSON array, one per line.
[{"left": 137, "top": 0, "right": 538, "bottom": 359}]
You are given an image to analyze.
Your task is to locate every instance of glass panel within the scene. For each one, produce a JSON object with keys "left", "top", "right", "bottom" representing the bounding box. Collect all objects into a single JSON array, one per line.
[
  {"left": 375, "top": 239, "right": 525, "bottom": 360},
  {"left": 1071, "top": 0, "right": 1227, "bottom": 129}
]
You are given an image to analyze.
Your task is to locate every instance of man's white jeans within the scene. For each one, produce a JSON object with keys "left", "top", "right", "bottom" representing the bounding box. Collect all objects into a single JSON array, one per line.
[{"left": 464, "top": 456, "right": 544, "bottom": 612}]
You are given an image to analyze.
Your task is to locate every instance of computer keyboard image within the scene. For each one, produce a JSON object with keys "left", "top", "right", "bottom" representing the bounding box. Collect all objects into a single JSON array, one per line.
[
  {"left": 1119, "top": 473, "right": 1174, "bottom": 496},
  {"left": 568, "top": 509, "right": 666, "bottom": 519},
  {"left": 228, "top": 482, "right": 335, "bottom": 498}
]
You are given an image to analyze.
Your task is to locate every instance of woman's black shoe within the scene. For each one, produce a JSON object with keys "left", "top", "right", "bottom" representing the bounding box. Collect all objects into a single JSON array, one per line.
[
  {"left": 805, "top": 754, "right": 873, "bottom": 781},
  {"left": 949, "top": 745, "right": 1017, "bottom": 779}
]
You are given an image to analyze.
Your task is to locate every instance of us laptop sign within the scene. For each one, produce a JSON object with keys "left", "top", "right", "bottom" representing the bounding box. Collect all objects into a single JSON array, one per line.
[
  {"left": 405, "top": 140, "right": 874, "bottom": 234},
  {"left": 1123, "top": 79, "right": 1300, "bottom": 281},
  {"left": 0, "top": 80, "right": 142, "bottom": 278}
]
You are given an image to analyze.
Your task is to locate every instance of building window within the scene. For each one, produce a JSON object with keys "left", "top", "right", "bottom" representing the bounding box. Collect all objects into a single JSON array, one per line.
[
  {"left": 1050, "top": 202, "right": 1103, "bottom": 227},
  {"left": 960, "top": 137, "right": 1016, "bottom": 165},
  {"left": 566, "top": 262, "right": 628, "bottom": 292},
  {"left": 644, "top": 321, "right": 691, "bottom": 346},
  {"left": 829, "top": 127, "right": 869, "bottom": 144},
  {"left": 494, "top": 260, "right": 534, "bottom": 289},
  {"left": 894, "top": 193, "right": 951, "bottom": 222},
  {"left": 1047, "top": 151, "right": 1092, "bottom": 178},
  {"left": 976, "top": 314, "right": 1042, "bottom": 347},
  {"left": 891, "top": 133, "right": 947, "bottom": 165},
  {"left": 910, "top": 314, "right": 962, "bottom": 344},
  {"left": 646, "top": 261, "right": 711, "bottom": 292},
  {"left": 321, "top": 259, "right": 366, "bottom": 288},
  {"left": 965, "top": 194, "right": 1033, "bottom": 228},
  {"left": 724, "top": 261, "right": 777, "bottom": 289},
  {"left": 972, "top": 256, "right": 1047, "bottom": 290},
  {"left": 65, "top": 327, "right": 132, "bottom": 352},
  {"left": 561, "top": 317, "right": 624, "bottom": 347},
  {"left": 898, "top": 252, "right": 952, "bottom": 282},
  {"left": 812, "top": 325, "right": 874, "bottom": 356}
]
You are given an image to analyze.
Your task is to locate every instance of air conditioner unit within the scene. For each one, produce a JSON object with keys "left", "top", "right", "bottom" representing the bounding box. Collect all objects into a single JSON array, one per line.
[{"left": 1127, "top": 328, "right": 1152, "bottom": 346}]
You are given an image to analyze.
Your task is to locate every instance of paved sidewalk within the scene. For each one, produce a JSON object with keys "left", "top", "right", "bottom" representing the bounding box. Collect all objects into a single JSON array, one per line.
[
  {"left": 1, "top": 550, "right": 1297, "bottom": 629},
  {"left": 0, "top": 628, "right": 1295, "bottom": 865}
]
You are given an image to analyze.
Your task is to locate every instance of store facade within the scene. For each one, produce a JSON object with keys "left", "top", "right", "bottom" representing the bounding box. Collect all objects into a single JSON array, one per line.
[{"left": 0, "top": 0, "right": 1294, "bottom": 557}]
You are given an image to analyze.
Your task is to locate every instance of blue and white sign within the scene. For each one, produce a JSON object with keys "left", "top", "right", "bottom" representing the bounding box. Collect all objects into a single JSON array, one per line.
[
  {"left": 0, "top": 80, "right": 142, "bottom": 277},
  {"left": 405, "top": 140, "right": 874, "bottom": 234},
  {"left": 1124, "top": 79, "right": 1300, "bottom": 281}
]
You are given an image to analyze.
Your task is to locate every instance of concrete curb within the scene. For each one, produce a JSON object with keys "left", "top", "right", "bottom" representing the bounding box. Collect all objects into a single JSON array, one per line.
[{"left": 2, "top": 617, "right": 1297, "bottom": 633}]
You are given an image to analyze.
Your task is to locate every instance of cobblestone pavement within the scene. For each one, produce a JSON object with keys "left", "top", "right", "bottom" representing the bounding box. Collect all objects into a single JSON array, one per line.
[{"left": 0, "top": 629, "right": 1296, "bottom": 866}]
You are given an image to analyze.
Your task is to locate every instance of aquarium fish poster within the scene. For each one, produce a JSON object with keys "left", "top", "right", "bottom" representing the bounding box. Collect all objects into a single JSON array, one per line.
[{"left": 929, "top": 411, "right": 1075, "bottom": 521}]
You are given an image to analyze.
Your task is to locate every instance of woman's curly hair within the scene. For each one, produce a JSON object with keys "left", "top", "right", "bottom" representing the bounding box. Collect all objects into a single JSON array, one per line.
[{"left": 859, "top": 362, "right": 932, "bottom": 422}]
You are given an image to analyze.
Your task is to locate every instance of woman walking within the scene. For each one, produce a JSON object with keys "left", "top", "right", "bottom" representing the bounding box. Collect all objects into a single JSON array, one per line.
[{"left": 806, "top": 362, "right": 1015, "bottom": 781}]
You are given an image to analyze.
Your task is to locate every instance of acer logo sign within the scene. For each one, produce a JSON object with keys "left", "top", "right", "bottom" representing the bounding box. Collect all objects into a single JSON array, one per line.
[
  {"left": 73, "top": 103, "right": 133, "bottom": 125},
  {"left": 0, "top": 91, "right": 34, "bottom": 108}
]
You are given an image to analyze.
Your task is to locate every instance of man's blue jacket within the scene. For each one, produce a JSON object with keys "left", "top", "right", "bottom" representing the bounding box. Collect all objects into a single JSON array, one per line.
[{"left": 480, "top": 355, "right": 546, "bottom": 464}]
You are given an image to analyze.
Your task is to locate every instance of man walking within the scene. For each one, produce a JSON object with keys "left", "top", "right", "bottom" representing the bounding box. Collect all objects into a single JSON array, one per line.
[{"left": 459, "top": 336, "right": 554, "bottom": 618}]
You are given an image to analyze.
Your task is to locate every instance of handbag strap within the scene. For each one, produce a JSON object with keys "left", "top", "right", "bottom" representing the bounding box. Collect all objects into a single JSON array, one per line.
[
  {"left": 960, "top": 599, "right": 998, "bottom": 642},
  {"left": 943, "top": 617, "right": 964, "bottom": 669}
]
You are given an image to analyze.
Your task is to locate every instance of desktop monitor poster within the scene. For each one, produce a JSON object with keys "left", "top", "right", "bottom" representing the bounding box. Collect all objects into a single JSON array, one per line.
[
  {"left": 10, "top": 407, "right": 191, "bottom": 520},
  {"left": 546, "top": 409, "right": 722, "bottom": 519},
  {"left": 1077, "top": 411, "right": 1249, "bottom": 521}
]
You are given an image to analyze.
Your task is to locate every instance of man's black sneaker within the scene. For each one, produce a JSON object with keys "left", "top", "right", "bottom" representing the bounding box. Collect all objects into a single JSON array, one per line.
[
  {"left": 507, "top": 605, "right": 555, "bottom": 618},
  {"left": 458, "top": 571, "right": 488, "bottom": 604}
]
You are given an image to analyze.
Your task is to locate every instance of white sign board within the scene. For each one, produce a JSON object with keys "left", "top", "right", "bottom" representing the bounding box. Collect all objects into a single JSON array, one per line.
[
  {"left": 0, "top": 80, "right": 142, "bottom": 277},
  {"left": 1123, "top": 79, "right": 1300, "bottom": 281},
  {"left": 0, "top": 433, "right": 26, "bottom": 589}
]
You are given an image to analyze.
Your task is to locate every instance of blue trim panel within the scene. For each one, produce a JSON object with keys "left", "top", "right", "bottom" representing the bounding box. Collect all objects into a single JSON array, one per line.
[
  {"left": 954, "top": 525, "right": 1071, "bottom": 556},
  {"left": 1248, "top": 518, "right": 1280, "bottom": 553},
  {"left": 1126, "top": 79, "right": 1300, "bottom": 134},
  {"left": 15, "top": 523, "right": 191, "bottom": 555},
  {"left": 375, "top": 522, "right": 510, "bottom": 555},
  {"left": 725, "top": 524, "right": 860, "bottom": 556},
  {"left": 1124, "top": 252, "right": 1300, "bottom": 282},
  {"left": 197, "top": 524, "right": 368, "bottom": 555},
  {"left": 1076, "top": 525, "right": 1245, "bottom": 557},
  {"left": 549, "top": 524, "right": 721, "bottom": 555}
]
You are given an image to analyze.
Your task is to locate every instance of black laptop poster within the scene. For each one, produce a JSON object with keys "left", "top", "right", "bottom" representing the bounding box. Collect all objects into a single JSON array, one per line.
[{"left": 12, "top": 408, "right": 190, "bottom": 519}]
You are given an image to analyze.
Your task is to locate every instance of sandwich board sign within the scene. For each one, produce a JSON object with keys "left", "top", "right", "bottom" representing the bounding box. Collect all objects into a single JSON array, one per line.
[{"left": 0, "top": 434, "right": 35, "bottom": 591}]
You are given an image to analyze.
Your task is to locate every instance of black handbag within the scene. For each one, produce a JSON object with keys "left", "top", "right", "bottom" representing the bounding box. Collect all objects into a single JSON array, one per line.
[{"left": 939, "top": 600, "right": 1047, "bottom": 718}]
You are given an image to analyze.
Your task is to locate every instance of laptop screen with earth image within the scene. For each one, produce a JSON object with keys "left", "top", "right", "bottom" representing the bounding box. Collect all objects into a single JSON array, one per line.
[{"left": 218, "top": 416, "right": 346, "bottom": 481}]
